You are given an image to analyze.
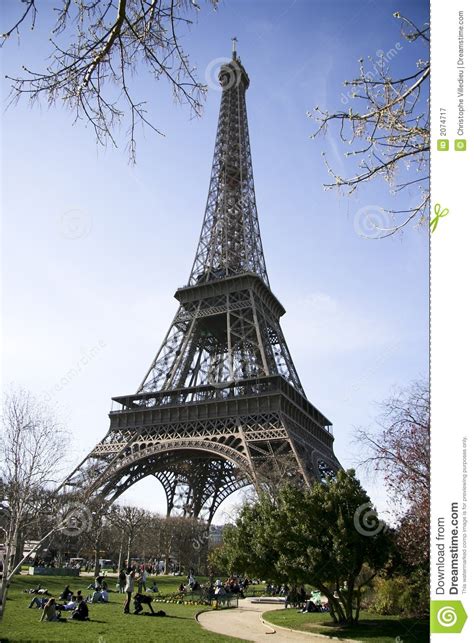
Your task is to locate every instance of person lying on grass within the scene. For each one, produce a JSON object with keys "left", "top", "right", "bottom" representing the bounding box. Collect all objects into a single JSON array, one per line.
[
  {"left": 28, "top": 596, "right": 48, "bottom": 609},
  {"left": 24, "top": 584, "right": 50, "bottom": 595}
]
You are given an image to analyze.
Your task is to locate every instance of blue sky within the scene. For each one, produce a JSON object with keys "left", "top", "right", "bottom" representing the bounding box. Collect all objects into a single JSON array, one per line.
[{"left": 1, "top": 0, "right": 429, "bottom": 523}]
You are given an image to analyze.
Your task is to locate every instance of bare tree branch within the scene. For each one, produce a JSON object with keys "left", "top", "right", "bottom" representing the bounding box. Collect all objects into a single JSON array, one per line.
[
  {"left": 2, "top": 0, "right": 219, "bottom": 161},
  {"left": 309, "top": 12, "right": 430, "bottom": 237}
]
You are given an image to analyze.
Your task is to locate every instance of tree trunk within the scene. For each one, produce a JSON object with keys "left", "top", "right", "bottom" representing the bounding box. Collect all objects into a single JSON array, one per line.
[
  {"left": 355, "top": 588, "right": 362, "bottom": 623},
  {"left": 11, "top": 530, "right": 25, "bottom": 570},
  {"left": 0, "top": 542, "right": 12, "bottom": 620},
  {"left": 343, "top": 578, "right": 355, "bottom": 625},
  {"left": 93, "top": 533, "right": 101, "bottom": 577},
  {"left": 319, "top": 583, "right": 346, "bottom": 624},
  {"left": 126, "top": 536, "right": 132, "bottom": 569},
  {"left": 117, "top": 540, "right": 123, "bottom": 573}
]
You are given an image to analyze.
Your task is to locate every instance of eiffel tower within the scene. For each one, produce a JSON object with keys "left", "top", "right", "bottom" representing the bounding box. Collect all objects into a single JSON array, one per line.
[{"left": 62, "top": 46, "right": 341, "bottom": 523}]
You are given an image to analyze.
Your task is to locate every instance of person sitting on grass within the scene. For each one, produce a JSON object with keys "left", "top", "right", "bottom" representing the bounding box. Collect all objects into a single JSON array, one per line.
[
  {"left": 40, "top": 598, "right": 59, "bottom": 622},
  {"left": 71, "top": 598, "right": 89, "bottom": 621},
  {"left": 59, "top": 585, "right": 72, "bottom": 601},
  {"left": 88, "top": 574, "right": 104, "bottom": 591},
  {"left": 298, "top": 590, "right": 322, "bottom": 613},
  {"left": 89, "top": 588, "right": 109, "bottom": 603},
  {"left": 133, "top": 592, "right": 155, "bottom": 615},
  {"left": 88, "top": 590, "right": 101, "bottom": 603}
]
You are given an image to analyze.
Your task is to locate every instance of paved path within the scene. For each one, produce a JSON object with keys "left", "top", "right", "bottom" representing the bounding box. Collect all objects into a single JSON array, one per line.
[{"left": 197, "top": 598, "right": 331, "bottom": 642}]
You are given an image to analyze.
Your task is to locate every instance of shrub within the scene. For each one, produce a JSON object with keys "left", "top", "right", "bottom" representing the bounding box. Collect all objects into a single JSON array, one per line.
[{"left": 370, "top": 571, "right": 429, "bottom": 617}]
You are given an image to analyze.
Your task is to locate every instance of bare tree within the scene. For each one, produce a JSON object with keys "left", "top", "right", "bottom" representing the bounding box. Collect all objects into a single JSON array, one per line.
[
  {"left": 129, "top": 513, "right": 206, "bottom": 573},
  {"left": 310, "top": 13, "right": 429, "bottom": 238},
  {"left": 169, "top": 516, "right": 207, "bottom": 572},
  {"left": 356, "top": 380, "right": 429, "bottom": 566},
  {"left": 109, "top": 504, "right": 148, "bottom": 566},
  {"left": 254, "top": 453, "right": 308, "bottom": 501},
  {"left": 0, "top": 388, "right": 67, "bottom": 617},
  {"left": 154, "top": 514, "right": 177, "bottom": 574},
  {"left": 1, "top": 0, "right": 218, "bottom": 161},
  {"left": 76, "top": 497, "right": 110, "bottom": 576}
]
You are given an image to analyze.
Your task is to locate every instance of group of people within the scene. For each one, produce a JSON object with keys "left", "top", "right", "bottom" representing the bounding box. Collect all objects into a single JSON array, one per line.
[
  {"left": 266, "top": 582, "right": 290, "bottom": 597},
  {"left": 215, "top": 577, "right": 247, "bottom": 598},
  {"left": 27, "top": 585, "right": 89, "bottom": 622},
  {"left": 298, "top": 590, "right": 330, "bottom": 613},
  {"left": 118, "top": 567, "right": 158, "bottom": 595},
  {"left": 86, "top": 576, "right": 110, "bottom": 602},
  {"left": 120, "top": 567, "right": 163, "bottom": 616},
  {"left": 283, "top": 586, "right": 330, "bottom": 612},
  {"left": 26, "top": 571, "right": 165, "bottom": 623}
]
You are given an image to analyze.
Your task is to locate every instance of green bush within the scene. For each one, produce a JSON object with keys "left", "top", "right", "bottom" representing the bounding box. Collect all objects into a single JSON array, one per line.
[
  {"left": 370, "top": 571, "right": 429, "bottom": 617},
  {"left": 398, "top": 568, "right": 429, "bottom": 617},
  {"left": 371, "top": 577, "right": 406, "bottom": 615}
]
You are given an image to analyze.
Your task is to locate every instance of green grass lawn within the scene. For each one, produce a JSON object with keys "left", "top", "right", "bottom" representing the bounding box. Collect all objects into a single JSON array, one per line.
[
  {"left": 0, "top": 574, "right": 245, "bottom": 642},
  {"left": 263, "top": 608, "right": 429, "bottom": 643}
]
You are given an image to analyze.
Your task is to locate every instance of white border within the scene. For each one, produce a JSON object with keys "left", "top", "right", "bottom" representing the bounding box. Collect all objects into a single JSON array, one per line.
[{"left": 431, "top": 0, "right": 473, "bottom": 638}]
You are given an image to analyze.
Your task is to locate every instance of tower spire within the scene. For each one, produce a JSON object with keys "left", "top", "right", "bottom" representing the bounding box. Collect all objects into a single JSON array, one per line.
[
  {"left": 232, "top": 36, "right": 238, "bottom": 59},
  {"left": 189, "top": 49, "right": 266, "bottom": 287}
]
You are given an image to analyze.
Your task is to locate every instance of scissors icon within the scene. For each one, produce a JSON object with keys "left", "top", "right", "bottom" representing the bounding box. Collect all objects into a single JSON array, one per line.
[{"left": 430, "top": 203, "right": 449, "bottom": 233}]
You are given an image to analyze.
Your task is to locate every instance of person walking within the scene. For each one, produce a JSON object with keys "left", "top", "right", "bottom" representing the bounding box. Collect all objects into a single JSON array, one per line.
[
  {"left": 141, "top": 568, "right": 148, "bottom": 592},
  {"left": 123, "top": 569, "right": 135, "bottom": 614}
]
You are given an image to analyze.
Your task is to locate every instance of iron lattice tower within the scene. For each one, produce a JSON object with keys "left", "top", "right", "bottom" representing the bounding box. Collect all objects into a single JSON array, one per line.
[{"left": 62, "top": 49, "right": 341, "bottom": 523}]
